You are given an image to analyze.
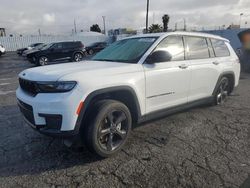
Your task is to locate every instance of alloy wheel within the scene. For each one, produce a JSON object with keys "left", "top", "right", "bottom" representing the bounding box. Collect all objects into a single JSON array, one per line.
[
  {"left": 97, "top": 110, "right": 128, "bottom": 152},
  {"left": 216, "top": 78, "right": 229, "bottom": 104},
  {"left": 74, "top": 53, "right": 83, "bottom": 62},
  {"left": 88, "top": 50, "right": 94, "bottom": 55},
  {"left": 39, "top": 56, "right": 48, "bottom": 66}
]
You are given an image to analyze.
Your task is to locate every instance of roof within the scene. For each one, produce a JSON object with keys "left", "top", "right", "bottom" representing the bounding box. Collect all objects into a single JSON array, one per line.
[{"left": 127, "top": 31, "right": 229, "bottom": 42}]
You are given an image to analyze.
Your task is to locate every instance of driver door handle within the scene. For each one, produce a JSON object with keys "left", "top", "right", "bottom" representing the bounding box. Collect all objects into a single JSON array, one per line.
[
  {"left": 179, "top": 64, "right": 188, "bottom": 69},
  {"left": 213, "top": 61, "right": 220, "bottom": 65}
]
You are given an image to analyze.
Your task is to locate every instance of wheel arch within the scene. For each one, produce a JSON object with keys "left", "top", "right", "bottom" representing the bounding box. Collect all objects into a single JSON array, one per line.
[
  {"left": 72, "top": 50, "right": 84, "bottom": 57},
  {"left": 212, "top": 71, "right": 235, "bottom": 95},
  {"left": 75, "top": 86, "right": 142, "bottom": 133}
]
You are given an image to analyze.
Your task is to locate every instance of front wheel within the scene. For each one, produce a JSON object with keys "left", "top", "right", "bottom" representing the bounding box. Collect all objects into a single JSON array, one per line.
[
  {"left": 214, "top": 77, "right": 229, "bottom": 105},
  {"left": 84, "top": 100, "right": 132, "bottom": 158},
  {"left": 37, "top": 56, "right": 49, "bottom": 66}
]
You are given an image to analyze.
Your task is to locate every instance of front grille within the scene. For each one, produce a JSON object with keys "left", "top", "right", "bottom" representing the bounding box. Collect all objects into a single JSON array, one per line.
[
  {"left": 19, "top": 78, "right": 37, "bottom": 96},
  {"left": 17, "top": 99, "right": 35, "bottom": 125}
]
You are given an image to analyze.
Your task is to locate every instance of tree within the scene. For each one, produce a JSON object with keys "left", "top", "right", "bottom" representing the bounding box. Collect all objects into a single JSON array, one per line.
[
  {"left": 148, "top": 24, "right": 163, "bottom": 33},
  {"left": 90, "top": 24, "right": 101, "bottom": 33},
  {"left": 162, "top": 14, "right": 170, "bottom": 32}
]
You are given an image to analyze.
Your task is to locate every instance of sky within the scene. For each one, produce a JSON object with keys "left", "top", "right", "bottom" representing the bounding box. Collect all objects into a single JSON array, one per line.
[{"left": 0, "top": 0, "right": 249, "bottom": 35}]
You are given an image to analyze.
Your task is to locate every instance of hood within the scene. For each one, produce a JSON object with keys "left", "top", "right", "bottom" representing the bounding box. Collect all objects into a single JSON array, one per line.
[
  {"left": 26, "top": 49, "right": 40, "bottom": 55},
  {"left": 19, "top": 61, "right": 142, "bottom": 81}
]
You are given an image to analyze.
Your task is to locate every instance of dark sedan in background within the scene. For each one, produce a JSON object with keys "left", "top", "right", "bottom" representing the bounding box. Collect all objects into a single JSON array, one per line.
[
  {"left": 17, "top": 43, "right": 43, "bottom": 56},
  {"left": 85, "top": 42, "right": 107, "bottom": 55}
]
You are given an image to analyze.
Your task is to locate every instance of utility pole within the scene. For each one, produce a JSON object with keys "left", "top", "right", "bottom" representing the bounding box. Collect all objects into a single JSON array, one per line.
[
  {"left": 146, "top": 0, "right": 149, "bottom": 33},
  {"left": 240, "top": 13, "right": 244, "bottom": 28},
  {"left": 38, "top": 28, "right": 41, "bottom": 36},
  {"left": 153, "top": 12, "right": 155, "bottom": 24},
  {"left": 74, "top": 19, "right": 77, "bottom": 34},
  {"left": 102, "top": 16, "right": 106, "bottom": 35},
  {"left": 183, "top": 18, "right": 187, "bottom": 31}
]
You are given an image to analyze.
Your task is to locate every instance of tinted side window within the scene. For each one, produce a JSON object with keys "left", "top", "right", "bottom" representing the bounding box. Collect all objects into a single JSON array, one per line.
[
  {"left": 155, "top": 35, "right": 185, "bottom": 61},
  {"left": 185, "top": 36, "right": 210, "bottom": 60},
  {"left": 211, "top": 39, "right": 230, "bottom": 57},
  {"left": 53, "top": 43, "right": 63, "bottom": 49},
  {"left": 63, "top": 42, "right": 74, "bottom": 48}
]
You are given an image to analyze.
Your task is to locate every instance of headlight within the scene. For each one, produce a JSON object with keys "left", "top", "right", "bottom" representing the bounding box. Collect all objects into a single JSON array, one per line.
[{"left": 36, "top": 81, "right": 77, "bottom": 93}]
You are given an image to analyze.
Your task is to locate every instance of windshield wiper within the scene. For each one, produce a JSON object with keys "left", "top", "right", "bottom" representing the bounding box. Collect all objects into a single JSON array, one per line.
[{"left": 93, "top": 59, "right": 119, "bottom": 62}]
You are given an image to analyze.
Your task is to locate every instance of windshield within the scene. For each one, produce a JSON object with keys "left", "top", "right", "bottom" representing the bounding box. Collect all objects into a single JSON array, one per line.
[
  {"left": 41, "top": 43, "right": 54, "bottom": 50},
  {"left": 92, "top": 37, "right": 158, "bottom": 63}
]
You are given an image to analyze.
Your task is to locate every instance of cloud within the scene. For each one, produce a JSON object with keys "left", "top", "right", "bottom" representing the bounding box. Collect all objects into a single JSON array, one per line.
[
  {"left": 43, "top": 13, "right": 55, "bottom": 24},
  {"left": 0, "top": 0, "right": 248, "bottom": 35}
]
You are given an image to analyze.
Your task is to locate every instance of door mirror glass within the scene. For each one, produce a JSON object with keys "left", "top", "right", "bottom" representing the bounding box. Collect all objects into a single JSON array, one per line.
[{"left": 146, "top": 50, "right": 172, "bottom": 64}]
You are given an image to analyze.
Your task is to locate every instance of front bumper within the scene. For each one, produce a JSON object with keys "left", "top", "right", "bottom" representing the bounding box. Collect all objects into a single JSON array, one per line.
[{"left": 16, "top": 86, "right": 84, "bottom": 138}]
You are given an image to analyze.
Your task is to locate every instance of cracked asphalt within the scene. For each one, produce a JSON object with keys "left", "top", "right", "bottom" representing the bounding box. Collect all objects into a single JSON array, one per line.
[{"left": 0, "top": 52, "right": 250, "bottom": 188}]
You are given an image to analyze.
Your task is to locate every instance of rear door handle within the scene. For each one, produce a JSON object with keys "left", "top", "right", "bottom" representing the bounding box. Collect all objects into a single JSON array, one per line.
[
  {"left": 179, "top": 64, "right": 188, "bottom": 69},
  {"left": 213, "top": 61, "right": 220, "bottom": 65}
]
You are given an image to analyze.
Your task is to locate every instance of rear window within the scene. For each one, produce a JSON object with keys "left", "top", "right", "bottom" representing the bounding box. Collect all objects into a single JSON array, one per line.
[
  {"left": 211, "top": 39, "right": 230, "bottom": 57},
  {"left": 185, "top": 36, "right": 210, "bottom": 60},
  {"left": 64, "top": 42, "right": 82, "bottom": 48}
]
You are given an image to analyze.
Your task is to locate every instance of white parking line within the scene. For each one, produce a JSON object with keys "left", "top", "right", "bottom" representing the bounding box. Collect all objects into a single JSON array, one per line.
[
  {"left": 0, "top": 78, "right": 12, "bottom": 81},
  {"left": 0, "top": 90, "right": 15, "bottom": 95},
  {"left": 0, "top": 83, "right": 11, "bottom": 86}
]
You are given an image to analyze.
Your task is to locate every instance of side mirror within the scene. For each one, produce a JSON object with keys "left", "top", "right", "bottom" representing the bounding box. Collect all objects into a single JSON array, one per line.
[{"left": 146, "top": 50, "right": 172, "bottom": 64}]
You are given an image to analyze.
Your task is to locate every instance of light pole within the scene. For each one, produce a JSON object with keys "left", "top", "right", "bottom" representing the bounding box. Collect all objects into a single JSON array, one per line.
[
  {"left": 240, "top": 13, "right": 244, "bottom": 28},
  {"left": 74, "top": 19, "right": 77, "bottom": 34},
  {"left": 102, "top": 16, "right": 106, "bottom": 35},
  {"left": 146, "top": 0, "right": 149, "bottom": 33}
]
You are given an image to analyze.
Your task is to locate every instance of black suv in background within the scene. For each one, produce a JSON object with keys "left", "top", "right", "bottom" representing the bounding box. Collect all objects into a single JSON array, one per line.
[
  {"left": 85, "top": 42, "right": 107, "bottom": 55},
  {"left": 26, "top": 41, "right": 85, "bottom": 66}
]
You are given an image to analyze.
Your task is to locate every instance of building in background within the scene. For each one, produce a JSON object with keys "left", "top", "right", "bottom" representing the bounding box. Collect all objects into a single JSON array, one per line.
[
  {"left": 227, "top": 24, "right": 240, "bottom": 30},
  {"left": 108, "top": 28, "right": 137, "bottom": 36},
  {"left": 0, "top": 28, "right": 6, "bottom": 37}
]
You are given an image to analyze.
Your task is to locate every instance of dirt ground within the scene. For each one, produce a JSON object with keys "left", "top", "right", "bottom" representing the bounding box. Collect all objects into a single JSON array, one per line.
[{"left": 0, "top": 53, "right": 250, "bottom": 188}]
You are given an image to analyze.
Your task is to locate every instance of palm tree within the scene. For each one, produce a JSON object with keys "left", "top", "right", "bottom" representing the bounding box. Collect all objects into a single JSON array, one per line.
[
  {"left": 149, "top": 24, "right": 163, "bottom": 33},
  {"left": 162, "top": 14, "right": 170, "bottom": 32}
]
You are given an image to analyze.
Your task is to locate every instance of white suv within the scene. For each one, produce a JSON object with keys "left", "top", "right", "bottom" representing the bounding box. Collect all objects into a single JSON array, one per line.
[
  {"left": 0, "top": 44, "right": 6, "bottom": 56},
  {"left": 16, "top": 32, "right": 240, "bottom": 157}
]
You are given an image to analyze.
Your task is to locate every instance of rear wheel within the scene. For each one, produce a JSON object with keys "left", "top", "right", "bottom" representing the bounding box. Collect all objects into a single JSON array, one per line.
[
  {"left": 37, "top": 56, "right": 49, "bottom": 66},
  {"left": 74, "top": 52, "right": 83, "bottom": 62},
  {"left": 84, "top": 100, "right": 132, "bottom": 158},
  {"left": 88, "top": 49, "right": 94, "bottom": 55},
  {"left": 214, "top": 77, "right": 229, "bottom": 105}
]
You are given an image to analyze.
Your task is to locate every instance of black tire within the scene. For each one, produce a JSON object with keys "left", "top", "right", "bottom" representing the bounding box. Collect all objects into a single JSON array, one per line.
[
  {"left": 213, "top": 77, "right": 230, "bottom": 105},
  {"left": 83, "top": 100, "right": 132, "bottom": 158},
  {"left": 0, "top": 52, "right": 2, "bottom": 57},
  {"left": 88, "top": 49, "right": 94, "bottom": 55},
  {"left": 73, "top": 52, "right": 83, "bottom": 62},
  {"left": 37, "top": 56, "right": 49, "bottom": 66}
]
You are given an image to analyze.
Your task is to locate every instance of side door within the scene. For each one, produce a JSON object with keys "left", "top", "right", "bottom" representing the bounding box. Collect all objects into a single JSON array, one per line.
[
  {"left": 49, "top": 43, "right": 64, "bottom": 61},
  {"left": 143, "top": 35, "right": 191, "bottom": 113},
  {"left": 62, "top": 42, "right": 74, "bottom": 59},
  {"left": 184, "top": 36, "right": 222, "bottom": 102}
]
